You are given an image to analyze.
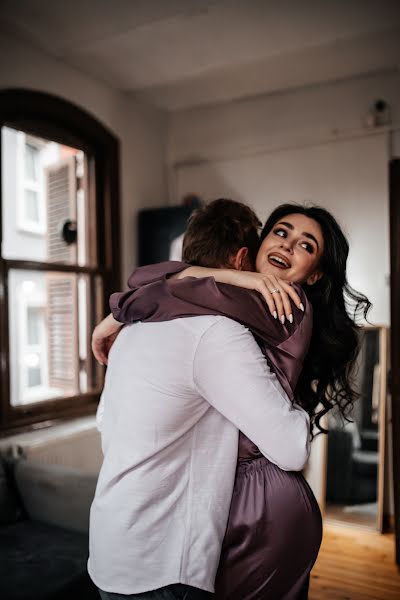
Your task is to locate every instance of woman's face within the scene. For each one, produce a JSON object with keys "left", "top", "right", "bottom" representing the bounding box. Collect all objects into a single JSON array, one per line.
[{"left": 256, "top": 213, "right": 324, "bottom": 284}]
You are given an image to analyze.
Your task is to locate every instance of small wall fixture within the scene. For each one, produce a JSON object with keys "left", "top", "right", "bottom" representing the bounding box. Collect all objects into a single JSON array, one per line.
[{"left": 364, "top": 99, "right": 392, "bottom": 128}]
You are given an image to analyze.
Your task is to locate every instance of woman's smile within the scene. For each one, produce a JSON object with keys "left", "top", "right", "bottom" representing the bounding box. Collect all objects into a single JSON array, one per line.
[{"left": 267, "top": 252, "right": 291, "bottom": 269}]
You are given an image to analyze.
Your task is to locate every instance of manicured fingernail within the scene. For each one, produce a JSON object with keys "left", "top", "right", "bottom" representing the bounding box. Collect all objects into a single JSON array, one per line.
[
  {"left": 288, "top": 314, "right": 293, "bottom": 323},
  {"left": 273, "top": 311, "right": 277, "bottom": 319},
  {"left": 299, "top": 303, "right": 304, "bottom": 312},
  {"left": 280, "top": 315, "right": 285, "bottom": 324}
]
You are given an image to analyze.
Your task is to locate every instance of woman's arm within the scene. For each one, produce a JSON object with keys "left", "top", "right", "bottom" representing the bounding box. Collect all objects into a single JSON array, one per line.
[
  {"left": 93, "top": 269, "right": 310, "bottom": 389},
  {"left": 127, "top": 261, "right": 188, "bottom": 287},
  {"left": 91, "top": 313, "right": 122, "bottom": 365},
  {"left": 110, "top": 274, "right": 307, "bottom": 344},
  {"left": 127, "top": 261, "right": 302, "bottom": 322},
  {"left": 174, "top": 266, "right": 304, "bottom": 322}
]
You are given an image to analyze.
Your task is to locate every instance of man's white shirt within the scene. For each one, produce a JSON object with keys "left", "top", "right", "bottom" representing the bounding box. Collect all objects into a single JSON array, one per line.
[{"left": 88, "top": 316, "right": 310, "bottom": 594}]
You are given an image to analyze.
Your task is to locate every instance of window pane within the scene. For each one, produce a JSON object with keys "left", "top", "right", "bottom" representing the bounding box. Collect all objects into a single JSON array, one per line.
[
  {"left": 27, "top": 366, "right": 42, "bottom": 388},
  {"left": 1, "top": 126, "right": 94, "bottom": 266},
  {"left": 8, "top": 269, "right": 98, "bottom": 406},
  {"left": 25, "top": 143, "right": 39, "bottom": 181},
  {"left": 25, "top": 189, "right": 40, "bottom": 222},
  {"left": 27, "top": 306, "right": 41, "bottom": 345}
]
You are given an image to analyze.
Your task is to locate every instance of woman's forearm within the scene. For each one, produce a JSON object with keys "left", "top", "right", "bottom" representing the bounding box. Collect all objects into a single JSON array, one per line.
[
  {"left": 176, "top": 266, "right": 303, "bottom": 318},
  {"left": 127, "top": 261, "right": 188, "bottom": 287},
  {"left": 126, "top": 262, "right": 302, "bottom": 321},
  {"left": 175, "top": 266, "right": 240, "bottom": 283},
  {"left": 91, "top": 313, "right": 123, "bottom": 365}
]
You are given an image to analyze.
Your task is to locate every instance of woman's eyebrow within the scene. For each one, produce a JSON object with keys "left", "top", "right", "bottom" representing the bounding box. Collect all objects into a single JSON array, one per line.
[{"left": 277, "top": 221, "right": 320, "bottom": 250}]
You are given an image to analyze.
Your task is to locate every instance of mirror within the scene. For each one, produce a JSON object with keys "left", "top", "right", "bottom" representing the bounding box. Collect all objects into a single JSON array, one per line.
[{"left": 324, "top": 326, "right": 389, "bottom": 530}]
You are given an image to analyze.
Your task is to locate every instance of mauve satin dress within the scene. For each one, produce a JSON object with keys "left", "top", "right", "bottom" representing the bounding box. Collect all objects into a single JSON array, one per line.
[{"left": 110, "top": 262, "right": 323, "bottom": 600}]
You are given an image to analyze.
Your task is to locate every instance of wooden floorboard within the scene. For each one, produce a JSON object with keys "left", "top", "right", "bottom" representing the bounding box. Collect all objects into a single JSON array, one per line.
[{"left": 309, "top": 523, "right": 400, "bottom": 600}]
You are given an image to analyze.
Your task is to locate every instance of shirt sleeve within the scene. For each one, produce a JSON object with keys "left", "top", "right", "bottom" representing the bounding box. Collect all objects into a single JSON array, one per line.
[
  {"left": 96, "top": 392, "right": 105, "bottom": 433},
  {"left": 193, "top": 318, "right": 311, "bottom": 471}
]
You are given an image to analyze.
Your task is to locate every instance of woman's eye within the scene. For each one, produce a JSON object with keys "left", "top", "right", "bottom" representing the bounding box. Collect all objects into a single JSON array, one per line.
[
  {"left": 274, "top": 228, "right": 286, "bottom": 237},
  {"left": 301, "top": 242, "right": 313, "bottom": 253}
]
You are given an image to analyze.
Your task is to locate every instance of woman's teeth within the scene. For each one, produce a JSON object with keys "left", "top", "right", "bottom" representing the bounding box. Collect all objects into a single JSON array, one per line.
[{"left": 268, "top": 255, "right": 290, "bottom": 268}]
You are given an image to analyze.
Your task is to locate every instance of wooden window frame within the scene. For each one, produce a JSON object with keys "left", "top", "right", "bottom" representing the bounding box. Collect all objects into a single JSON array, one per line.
[{"left": 0, "top": 89, "right": 121, "bottom": 435}]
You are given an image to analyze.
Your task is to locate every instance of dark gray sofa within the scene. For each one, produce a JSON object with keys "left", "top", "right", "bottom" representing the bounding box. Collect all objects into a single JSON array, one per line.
[{"left": 0, "top": 455, "right": 100, "bottom": 600}]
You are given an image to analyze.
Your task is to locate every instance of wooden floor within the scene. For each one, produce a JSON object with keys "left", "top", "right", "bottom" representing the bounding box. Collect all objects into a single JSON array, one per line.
[
  {"left": 324, "top": 503, "right": 377, "bottom": 529},
  {"left": 309, "top": 523, "right": 400, "bottom": 600}
]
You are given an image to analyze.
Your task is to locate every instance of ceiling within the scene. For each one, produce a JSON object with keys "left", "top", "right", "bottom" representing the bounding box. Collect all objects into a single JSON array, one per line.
[{"left": 1, "top": 0, "right": 400, "bottom": 111}]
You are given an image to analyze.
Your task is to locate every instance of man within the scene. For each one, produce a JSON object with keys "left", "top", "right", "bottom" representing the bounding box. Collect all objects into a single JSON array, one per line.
[{"left": 88, "top": 199, "right": 310, "bottom": 599}]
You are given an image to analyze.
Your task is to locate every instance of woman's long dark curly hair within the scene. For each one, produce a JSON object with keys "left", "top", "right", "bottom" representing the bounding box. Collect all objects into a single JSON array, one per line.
[{"left": 261, "top": 204, "right": 372, "bottom": 435}]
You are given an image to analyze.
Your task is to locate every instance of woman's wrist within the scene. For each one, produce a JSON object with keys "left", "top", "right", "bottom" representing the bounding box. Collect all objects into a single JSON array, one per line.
[
  {"left": 174, "top": 266, "right": 221, "bottom": 280},
  {"left": 105, "top": 312, "right": 123, "bottom": 330}
]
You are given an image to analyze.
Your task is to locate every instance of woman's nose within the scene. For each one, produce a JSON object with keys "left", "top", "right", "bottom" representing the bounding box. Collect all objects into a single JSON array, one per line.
[{"left": 280, "top": 240, "right": 293, "bottom": 253}]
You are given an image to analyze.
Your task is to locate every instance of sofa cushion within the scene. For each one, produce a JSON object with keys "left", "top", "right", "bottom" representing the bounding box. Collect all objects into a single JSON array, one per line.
[
  {"left": 0, "top": 458, "right": 23, "bottom": 526},
  {"left": 14, "top": 459, "right": 98, "bottom": 534},
  {"left": 0, "top": 520, "right": 99, "bottom": 599}
]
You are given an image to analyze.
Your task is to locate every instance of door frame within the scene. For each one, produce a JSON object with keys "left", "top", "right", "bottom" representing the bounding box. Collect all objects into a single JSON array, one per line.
[{"left": 389, "top": 158, "right": 400, "bottom": 564}]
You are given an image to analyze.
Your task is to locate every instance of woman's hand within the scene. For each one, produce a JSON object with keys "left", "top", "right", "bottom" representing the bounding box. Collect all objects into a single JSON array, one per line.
[
  {"left": 220, "top": 271, "right": 303, "bottom": 323},
  {"left": 91, "top": 313, "right": 123, "bottom": 365},
  {"left": 175, "top": 267, "right": 303, "bottom": 323}
]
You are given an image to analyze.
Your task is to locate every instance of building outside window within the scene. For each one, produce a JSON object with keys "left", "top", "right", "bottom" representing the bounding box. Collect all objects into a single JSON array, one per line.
[
  {"left": 16, "top": 132, "right": 47, "bottom": 235},
  {"left": 18, "top": 280, "right": 48, "bottom": 403}
]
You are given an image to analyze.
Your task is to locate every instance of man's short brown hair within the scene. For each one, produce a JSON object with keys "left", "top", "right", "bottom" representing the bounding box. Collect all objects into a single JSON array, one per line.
[{"left": 182, "top": 198, "right": 261, "bottom": 268}]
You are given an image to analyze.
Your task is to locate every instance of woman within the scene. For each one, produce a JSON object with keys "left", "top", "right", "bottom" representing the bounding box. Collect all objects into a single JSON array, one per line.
[{"left": 93, "top": 202, "right": 370, "bottom": 599}]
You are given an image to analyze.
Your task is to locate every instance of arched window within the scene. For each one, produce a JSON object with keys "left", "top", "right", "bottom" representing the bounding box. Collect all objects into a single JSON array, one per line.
[{"left": 0, "top": 89, "right": 120, "bottom": 433}]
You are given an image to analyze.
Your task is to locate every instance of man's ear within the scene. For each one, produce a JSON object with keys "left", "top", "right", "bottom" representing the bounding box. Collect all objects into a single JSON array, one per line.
[
  {"left": 232, "top": 247, "right": 250, "bottom": 271},
  {"left": 306, "top": 270, "right": 323, "bottom": 286}
]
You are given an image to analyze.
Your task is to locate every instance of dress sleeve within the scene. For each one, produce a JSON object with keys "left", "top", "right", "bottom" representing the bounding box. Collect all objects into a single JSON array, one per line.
[
  {"left": 110, "top": 261, "right": 188, "bottom": 321},
  {"left": 109, "top": 263, "right": 312, "bottom": 399},
  {"left": 127, "top": 261, "right": 188, "bottom": 287}
]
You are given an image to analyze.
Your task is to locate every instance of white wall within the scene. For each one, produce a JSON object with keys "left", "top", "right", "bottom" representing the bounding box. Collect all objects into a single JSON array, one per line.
[
  {"left": 0, "top": 32, "right": 168, "bottom": 283},
  {"left": 168, "top": 70, "right": 399, "bottom": 163}
]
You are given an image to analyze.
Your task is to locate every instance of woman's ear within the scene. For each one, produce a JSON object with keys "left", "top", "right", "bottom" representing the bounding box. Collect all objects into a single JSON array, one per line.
[
  {"left": 306, "top": 270, "right": 323, "bottom": 286},
  {"left": 233, "top": 247, "right": 250, "bottom": 271}
]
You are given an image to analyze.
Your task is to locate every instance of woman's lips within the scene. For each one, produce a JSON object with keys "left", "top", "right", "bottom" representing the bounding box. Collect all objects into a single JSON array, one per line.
[{"left": 268, "top": 253, "right": 291, "bottom": 269}]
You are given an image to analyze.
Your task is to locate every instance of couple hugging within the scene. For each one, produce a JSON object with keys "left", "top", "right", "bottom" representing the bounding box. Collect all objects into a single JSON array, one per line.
[{"left": 88, "top": 199, "right": 370, "bottom": 600}]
